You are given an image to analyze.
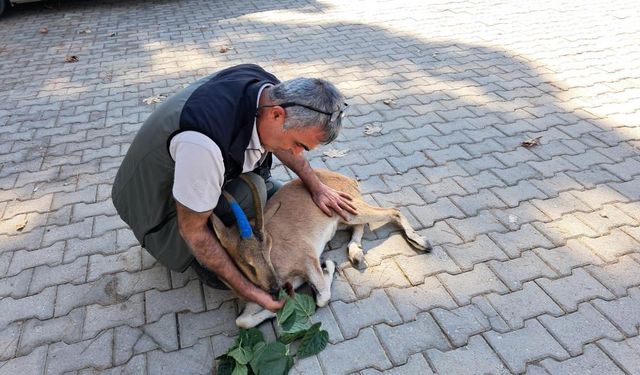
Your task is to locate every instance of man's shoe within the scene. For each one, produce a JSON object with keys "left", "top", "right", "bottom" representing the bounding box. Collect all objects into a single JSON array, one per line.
[{"left": 190, "top": 261, "right": 230, "bottom": 290}]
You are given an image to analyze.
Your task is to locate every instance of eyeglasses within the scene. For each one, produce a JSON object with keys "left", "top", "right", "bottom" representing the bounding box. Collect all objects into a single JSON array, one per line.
[{"left": 258, "top": 102, "right": 348, "bottom": 127}]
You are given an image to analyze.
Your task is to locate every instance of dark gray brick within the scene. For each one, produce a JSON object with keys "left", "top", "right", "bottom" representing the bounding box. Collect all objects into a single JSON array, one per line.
[
  {"left": 318, "top": 328, "right": 391, "bottom": 374},
  {"left": 450, "top": 189, "right": 507, "bottom": 216},
  {"left": 17, "top": 309, "right": 84, "bottom": 357},
  {"left": 147, "top": 338, "right": 214, "bottom": 375},
  {"left": 438, "top": 263, "right": 508, "bottom": 305},
  {"left": 360, "top": 354, "right": 434, "bottom": 375},
  {"left": 332, "top": 289, "right": 401, "bottom": 339},
  {"left": 597, "top": 337, "right": 640, "bottom": 374},
  {"left": 386, "top": 277, "right": 457, "bottom": 321},
  {"left": 427, "top": 336, "right": 509, "bottom": 375},
  {"left": 537, "top": 268, "right": 615, "bottom": 312},
  {"left": 488, "top": 282, "right": 563, "bottom": 329},
  {"left": 489, "top": 251, "right": 557, "bottom": 290},
  {"left": 491, "top": 180, "right": 547, "bottom": 207},
  {"left": 408, "top": 198, "right": 465, "bottom": 228},
  {"left": 432, "top": 304, "right": 491, "bottom": 347},
  {"left": 178, "top": 301, "right": 238, "bottom": 348},
  {"left": 489, "top": 223, "right": 555, "bottom": 258},
  {"left": 444, "top": 235, "right": 508, "bottom": 270},
  {"left": 413, "top": 178, "right": 466, "bottom": 203},
  {"left": 447, "top": 212, "right": 506, "bottom": 242},
  {"left": 453, "top": 170, "right": 505, "bottom": 194},
  {"left": 0, "top": 287, "right": 55, "bottom": 327},
  {"left": 394, "top": 247, "right": 461, "bottom": 285},
  {"left": 145, "top": 279, "right": 204, "bottom": 323},
  {"left": 46, "top": 330, "right": 113, "bottom": 374}
]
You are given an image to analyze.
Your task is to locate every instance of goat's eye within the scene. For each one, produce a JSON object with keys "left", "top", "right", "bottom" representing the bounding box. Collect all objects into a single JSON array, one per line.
[{"left": 247, "top": 264, "right": 257, "bottom": 276}]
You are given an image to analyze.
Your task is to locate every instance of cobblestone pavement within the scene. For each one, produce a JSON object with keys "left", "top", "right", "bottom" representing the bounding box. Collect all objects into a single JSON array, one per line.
[{"left": 1, "top": 0, "right": 639, "bottom": 373}]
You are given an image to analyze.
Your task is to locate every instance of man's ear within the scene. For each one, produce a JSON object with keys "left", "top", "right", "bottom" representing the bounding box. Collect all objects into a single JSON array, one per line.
[{"left": 209, "top": 214, "right": 238, "bottom": 249}]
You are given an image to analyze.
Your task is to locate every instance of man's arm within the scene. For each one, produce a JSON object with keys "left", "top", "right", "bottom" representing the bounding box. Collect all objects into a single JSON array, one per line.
[
  {"left": 273, "top": 150, "right": 357, "bottom": 220},
  {"left": 176, "top": 202, "right": 284, "bottom": 312}
]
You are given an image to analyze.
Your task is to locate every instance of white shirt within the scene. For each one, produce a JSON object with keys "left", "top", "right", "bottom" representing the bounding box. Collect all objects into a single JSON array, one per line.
[{"left": 169, "top": 84, "right": 270, "bottom": 212}]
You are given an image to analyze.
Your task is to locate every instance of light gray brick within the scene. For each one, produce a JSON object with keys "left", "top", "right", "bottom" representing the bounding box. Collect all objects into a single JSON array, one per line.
[
  {"left": 489, "top": 251, "right": 557, "bottom": 291},
  {"left": 83, "top": 293, "right": 145, "bottom": 340},
  {"left": 539, "top": 303, "right": 623, "bottom": 356},
  {"left": 42, "top": 218, "right": 93, "bottom": 246},
  {"left": 291, "top": 356, "right": 324, "bottom": 375},
  {"left": 574, "top": 205, "right": 637, "bottom": 235},
  {"left": 597, "top": 337, "right": 640, "bottom": 374},
  {"left": 489, "top": 281, "right": 563, "bottom": 329},
  {"left": 491, "top": 180, "right": 547, "bottom": 207},
  {"left": 450, "top": 189, "right": 507, "bottom": 216},
  {"left": 139, "top": 313, "right": 179, "bottom": 353},
  {"left": 432, "top": 304, "right": 491, "bottom": 347},
  {"left": 178, "top": 301, "right": 237, "bottom": 348},
  {"left": 493, "top": 164, "right": 542, "bottom": 186},
  {"left": 616, "top": 201, "right": 640, "bottom": 222},
  {"left": 388, "top": 151, "right": 434, "bottom": 172},
  {"left": 580, "top": 228, "right": 640, "bottom": 262},
  {"left": 361, "top": 353, "right": 434, "bottom": 375},
  {"left": 55, "top": 275, "right": 119, "bottom": 316},
  {"left": 343, "top": 258, "right": 410, "bottom": 298},
  {"left": 7, "top": 242, "right": 64, "bottom": 277},
  {"left": 611, "top": 178, "right": 640, "bottom": 200},
  {"left": 0, "top": 322, "right": 21, "bottom": 361},
  {"left": 386, "top": 276, "right": 457, "bottom": 321},
  {"left": 0, "top": 269, "right": 32, "bottom": 298},
  {"left": 538, "top": 268, "right": 615, "bottom": 312},
  {"left": 534, "top": 240, "right": 603, "bottom": 276},
  {"left": 372, "top": 186, "right": 424, "bottom": 207},
  {"left": 310, "top": 304, "right": 344, "bottom": 344},
  {"left": 0, "top": 287, "right": 55, "bottom": 327},
  {"left": 571, "top": 184, "right": 630, "bottom": 209},
  {"left": 426, "top": 145, "right": 472, "bottom": 165},
  {"left": 587, "top": 255, "right": 640, "bottom": 297},
  {"left": 488, "top": 223, "right": 555, "bottom": 258},
  {"left": 567, "top": 167, "right": 622, "bottom": 189},
  {"left": 427, "top": 336, "right": 509, "bottom": 375},
  {"left": 379, "top": 169, "right": 426, "bottom": 191},
  {"left": 530, "top": 173, "right": 583, "bottom": 198},
  {"left": 592, "top": 288, "right": 640, "bottom": 336},
  {"left": 453, "top": 170, "right": 505, "bottom": 194},
  {"left": 64, "top": 232, "right": 112, "bottom": 263},
  {"left": 484, "top": 320, "right": 569, "bottom": 373},
  {"left": 0, "top": 346, "right": 47, "bottom": 375},
  {"left": 493, "top": 148, "right": 540, "bottom": 167},
  {"left": 447, "top": 212, "right": 506, "bottom": 242},
  {"left": 394, "top": 247, "right": 461, "bottom": 285},
  {"left": 438, "top": 263, "right": 508, "bottom": 305},
  {"left": 51, "top": 186, "right": 97, "bottom": 211},
  {"left": 17, "top": 309, "right": 84, "bottom": 357},
  {"left": 145, "top": 279, "right": 204, "bottom": 323},
  {"left": 87, "top": 246, "right": 141, "bottom": 281},
  {"left": 71, "top": 199, "right": 116, "bottom": 221},
  {"left": 81, "top": 354, "right": 146, "bottom": 375},
  {"left": 414, "top": 178, "right": 466, "bottom": 203},
  {"left": 46, "top": 329, "right": 113, "bottom": 374},
  {"left": 408, "top": 198, "right": 465, "bottom": 228},
  {"left": 430, "top": 131, "right": 473, "bottom": 148},
  {"left": 318, "top": 328, "right": 391, "bottom": 374},
  {"left": 444, "top": 235, "right": 508, "bottom": 270},
  {"left": 376, "top": 312, "right": 449, "bottom": 365},
  {"left": 29, "top": 256, "right": 87, "bottom": 295},
  {"left": 363, "top": 233, "right": 426, "bottom": 267},
  {"left": 491, "top": 201, "right": 550, "bottom": 231},
  {"left": 458, "top": 154, "right": 506, "bottom": 174},
  {"left": 420, "top": 162, "right": 469, "bottom": 184},
  {"left": 115, "top": 265, "right": 171, "bottom": 296},
  {"left": 532, "top": 215, "right": 598, "bottom": 247},
  {"left": 351, "top": 159, "right": 396, "bottom": 180},
  {"left": 147, "top": 338, "right": 214, "bottom": 375},
  {"left": 333, "top": 289, "right": 401, "bottom": 339},
  {"left": 527, "top": 156, "right": 581, "bottom": 177},
  {"left": 541, "top": 344, "right": 625, "bottom": 374},
  {"left": 601, "top": 157, "right": 640, "bottom": 180},
  {"left": 0, "top": 227, "right": 45, "bottom": 254}
]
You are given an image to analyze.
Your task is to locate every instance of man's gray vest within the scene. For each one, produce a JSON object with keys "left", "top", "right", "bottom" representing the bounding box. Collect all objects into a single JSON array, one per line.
[{"left": 111, "top": 64, "right": 279, "bottom": 272}]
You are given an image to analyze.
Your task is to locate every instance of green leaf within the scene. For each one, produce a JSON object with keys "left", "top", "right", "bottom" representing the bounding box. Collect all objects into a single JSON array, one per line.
[
  {"left": 292, "top": 293, "right": 316, "bottom": 318},
  {"left": 277, "top": 289, "right": 289, "bottom": 300},
  {"left": 228, "top": 346, "right": 252, "bottom": 365},
  {"left": 231, "top": 363, "right": 248, "bottom": 375},
  {"left": 239, "top": 328, "right": 264, "bottom": 349},
  {"left": 277, "top": 330, "right": 306, "bottom": 344},
  {"left": 297, "top": 324, "right": 329, "bottom": 358},
  {"left": 250, "top": 341, "right": 292, "bottom": 375},
  {"left": 280, "top": 311, "right": 311, "bottom": 333},
  {"left": 217, "top": 356, "right": 236, "bottom": 375},
  {"left": 276, "top": 298, "right": 296, "bottom": 326}
]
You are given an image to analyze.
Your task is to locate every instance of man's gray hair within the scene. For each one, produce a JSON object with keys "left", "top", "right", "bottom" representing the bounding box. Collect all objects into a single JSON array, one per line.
[{"left": 269, "top": 78, "right": 345, "bottom": 144}]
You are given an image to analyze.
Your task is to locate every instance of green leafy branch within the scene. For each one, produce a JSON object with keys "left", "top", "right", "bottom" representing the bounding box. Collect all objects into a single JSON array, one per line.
[{"left": 217, "top": 291, "right": 329, "bottom": 375}]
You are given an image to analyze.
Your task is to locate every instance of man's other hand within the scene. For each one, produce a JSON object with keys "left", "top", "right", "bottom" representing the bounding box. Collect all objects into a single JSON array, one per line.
[{"left": 311, "top": 183, "right": 358, "bottom": 221}]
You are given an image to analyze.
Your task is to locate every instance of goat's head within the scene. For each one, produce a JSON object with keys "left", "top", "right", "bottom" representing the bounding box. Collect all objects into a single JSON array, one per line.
[{"left": 209, "top": 176, "right": 281, "bottom": 295}]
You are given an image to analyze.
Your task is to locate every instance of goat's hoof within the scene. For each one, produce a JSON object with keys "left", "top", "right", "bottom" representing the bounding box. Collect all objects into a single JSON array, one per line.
[
  {"left": 323, "top": 260, "right": 336, "bottom": 276},
  {"left": 348, "top": 244, "right": 364, "bottom": 265},
  {"left": 408, "top": 233, "right": 432, "bottom": 252}
]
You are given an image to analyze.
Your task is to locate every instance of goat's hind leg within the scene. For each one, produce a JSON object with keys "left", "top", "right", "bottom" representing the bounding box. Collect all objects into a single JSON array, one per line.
[
  {"left": 347, "top": 224, "right": 365, "bottom": 266},
  {"left": 307, "top": 259, "right": 335, "bottom": 307},
  {"left": 349, "top": 203, "right": 431, "bottom": 252}
]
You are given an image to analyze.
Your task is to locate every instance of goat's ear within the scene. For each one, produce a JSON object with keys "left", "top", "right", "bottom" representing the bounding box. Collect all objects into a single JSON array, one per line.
[
  {"left": 210, "top": 214, "right": 237, "bottom": 249},
  {"left": 264, "top": 202, "right": 282, "bottom": 223}
]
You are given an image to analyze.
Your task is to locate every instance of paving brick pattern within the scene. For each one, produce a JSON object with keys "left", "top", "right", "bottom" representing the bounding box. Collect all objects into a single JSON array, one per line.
[{"left": 0, "top": 0, "right": 639, "bottom": 373}]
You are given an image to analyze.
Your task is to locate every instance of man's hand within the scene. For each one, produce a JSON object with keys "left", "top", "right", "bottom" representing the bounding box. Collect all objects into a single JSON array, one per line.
[
  {"left": 253, "top": 291, "right": 286, "bottom": 312},
  {"left": 311, "top": 182, "right": 358, "bottom": 221}
]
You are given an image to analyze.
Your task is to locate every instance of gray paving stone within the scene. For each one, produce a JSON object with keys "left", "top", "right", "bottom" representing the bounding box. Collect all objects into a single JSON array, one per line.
[
  {"left": 376, "top": 312, "right": 449, "bottom": 365},
  {"left": 0, "top": 345, "right": 47, "bottom": 375},
  {"left": 29, "top": 256, "right": 87, "bottom": 295},
  {"left": 420, "top": 162, "right": 469, "bottom": 184},
  {"left": 592, "top": 287, "right": 640, "bottom": 336},
  {"left": 453, "top": 170, "right": 505, "bottom": 194},
  {"left": 602, "top": 157, "right": 640, "bottom": 180},
  {"left": 408, "top": 198, "right": 465, "bottom": 228},
  {"left": 332, "top": 289, "right": 401, "bottom": 339},
  {"left": 115, "top": 264, "right": 171, "bottom": 296},
  {"left": 6, "top": 242, "right": 64, "bottom": 277},
  {"left": 360, "top": 353, "right": 434, "bottom": 375},
  {"left": 379, "top": 169, "right": 426, "bottom": 191},
  {"left": 18, "top": 309, "right": 84, "bottom": 357},
  {"left": 533, "top": 241, "right": 603, "bottom": 276},
  {"left": 83, "top": 293, "right": 145, "bottom": 340},
  {"left": 363, "top": 233, "right": 424, "bottom": 267},
  {"left": 444, "top": 234, "right": 508, "bottom": 270},
  {"left": 489, "top": 251, "right": 557, "bottom": 290},
  {"left": 113, "top": 325, "right": 142, "bottom": 366},
  {"left": 177, "top": 301, "right": 238, "bottom": 348},
  {"left": 427, "top": 335, "right": 509, "bottom": 375},
  {"left": 528, "top": 156, "right": 581, "bottom": 177},
  {"left": 394, "top": 247, "right": 461, "bottom": 285},
  {"left": 0, "top": 268, "right": 32, "bottom": 299},
  {"left": 310, "top": 304, "right": 344, "bottom": 344},
  {"left": 0, "top": 322, "right": 21, "bottom": 361},
  {"left": 386, "top": 276, "right": 457, "bottom": 321},
  {"left": 343, "top": 258, "right": 410, "bottom": 298},
  {"left": 413, "top": 178, "right": 467, "bottom": 203},
  {"left": 318, "top": 328, "right": 391, "bottom": 374},
  {"left": 55, "top": 275, "right": 119, "bottom": 316},
  {"left": 491, "top": 201, "right": 551, "bottom": 230},
  {"left": 539, "top": 303, "right": 623, "bottom": 356},
  {"left": 140, "top": 312, "right": 180, "bottom": 353},
  {"left": 432, "top": 304, "right": 491, "bottom": 347},
  {"left": 80, "top": 353, "right": 146, "bottom": 375},
  {"left": 438, "top": 263, "right": 508, "bottom": 305},
  {"left": 537, "top": 268, "right": 615, "bottom": 312},
  {"left": 575, "top": 205, "right": 637, "bottom": 235},
  {"left": 145, "top": 279, "right": 204, "bottom": 323},
  {"left": 488, "top": 223, "right": 555, "bottom": 258},
  {"left": 587, "top": 255, "right": 640, "bottom": 297},
  {"left": 329, "top": 268, "right": 358, "bottom": 303},
  {"left": 458, "top": 154, "right": 506, "bottom": 174},
  {"left": 488, "top": 281, "right": 563, "bottom": 329},
  {"left": 530, "top": 173, "right": 584, "bottom": 198},
  {"left": 0, "top": 286, "right": 55, "bottom": 327},
  {"left": 64, "top": 231, "right": 118, "bottom": 263},
  {"left": 447, "top": 212, "right": 506, "bottom": 242},
  {"left": 541, "top": 344, "right": 625, "bottom": 374},
  {"left": 597, "top": 337, "right": 640, "bottom": 374},
  {"left": 450, "top": 189, "right": 508, "bottom": 216},
  {"left": 579, "top": 228, "right": 640, "bottom": 262},
  {"left": 46, "top": 329, "right": 113, "bottom": 374},
  {"left": 484, "top": 320, "right": 570, "bottom": 374},
  {"left": 372, "top": 186, "right": 424, "bottom": 207},
  {"left": 611, "top": 178, "right": 640, "bottom": 200},
  {"left": 571, "top": 184, "right": 630, "bottom": 210},
  {"left": 87, "top": 246, "right": 141, "bottom": 281},
  {"left": 147, "top": 338, "right": 214, "bottom": 375}
]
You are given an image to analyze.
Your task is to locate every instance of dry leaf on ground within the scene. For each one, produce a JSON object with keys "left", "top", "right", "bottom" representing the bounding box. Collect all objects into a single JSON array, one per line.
[
  {"left": 323, "top": 149, "right": 349, "bottom": 158},
  {"left": 143, "top": 95, "right": 166, "bottom": 105},
  {"left": 521, "top": 136, "right": 542, "bottom": 148},
  {"left": 108, "top": 32, "right": 117, "bottom": 37},
  {"left": 39, "top": 28, "right": 48, "bottom": 34},
  {"left": 219, "top": 46, "right": 234, "bottom": 53},
  {"left": 364, "top": 124, "right": 383, "bottom": 136},
  {"left": 79, "top": 28, "right": 92, "bottom": 34},
  {"left": 383, "top": 99, "right": 396, "bottom": 106},
  {"left": 16, "top": 219, "right": 28, "bottom": 232},
  {"left": 64, "top": 55, "right": 79, "bottom": 63}
]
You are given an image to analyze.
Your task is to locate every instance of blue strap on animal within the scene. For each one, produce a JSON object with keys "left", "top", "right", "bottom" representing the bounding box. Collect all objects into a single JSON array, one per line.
[{"left": 223, "top": 192, "right": 253, "bottom": 239}]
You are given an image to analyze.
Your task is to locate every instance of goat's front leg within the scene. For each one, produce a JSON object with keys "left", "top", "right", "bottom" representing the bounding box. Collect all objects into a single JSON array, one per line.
[
  {"left": 236, "top": 302, "right": 276, "bottom": 328},
  {"left": 307, "top": 259, "right": 335, "bottom": 307},
  {"left": 347, "top": 224, "right": 365, "bottom": 266}
]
